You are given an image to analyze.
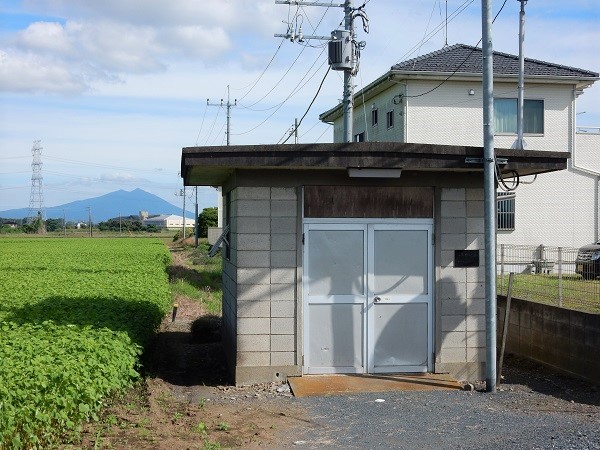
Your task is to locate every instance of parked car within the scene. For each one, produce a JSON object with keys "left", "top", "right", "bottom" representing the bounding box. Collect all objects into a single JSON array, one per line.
[{"left": 575, "top": 241, "right": 600, "bottom": 279}]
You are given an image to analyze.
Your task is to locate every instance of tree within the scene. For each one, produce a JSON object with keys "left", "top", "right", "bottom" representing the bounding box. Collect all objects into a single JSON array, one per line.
[
  {"left": 25, "top": 211, "right": 46, "bottom": 234},
  {"left": 198, "top": 207, "right": 218, "bottom": 238},
  {"left": 45, "top": 218, "right": 63, "bottom": 232}
]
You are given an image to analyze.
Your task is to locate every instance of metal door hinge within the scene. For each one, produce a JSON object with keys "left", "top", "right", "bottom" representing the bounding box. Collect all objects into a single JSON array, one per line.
[{"left": 302, "top": 233, "right": 305, "bottom": 245}]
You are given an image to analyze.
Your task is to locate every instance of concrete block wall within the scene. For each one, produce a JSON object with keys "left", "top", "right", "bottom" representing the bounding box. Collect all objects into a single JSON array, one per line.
[
  {"left": 221, "top": 252, "right": 237, "bottom": 376},
  {"left": 227, "top": 186, "right": 300, "bottom": 385},
  {"left": 437, "top": 187, "right": 486, "bottom": 381},
  {"left": 497, "top": 297, "right": 600, "bottom": 384}
]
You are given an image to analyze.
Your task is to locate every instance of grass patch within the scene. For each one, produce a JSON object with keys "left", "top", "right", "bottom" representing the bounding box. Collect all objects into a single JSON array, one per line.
[
  {"left": 172, "top": 240, "right": 223, "bottom": 315},
  {"left": 498, "top": 273, "right": 600, "bottom": 314}
]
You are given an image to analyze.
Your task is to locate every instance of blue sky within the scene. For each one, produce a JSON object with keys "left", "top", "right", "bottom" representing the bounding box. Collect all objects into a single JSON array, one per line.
[{"left": 1, "top": 0, "right": 598, "bottom": 215}]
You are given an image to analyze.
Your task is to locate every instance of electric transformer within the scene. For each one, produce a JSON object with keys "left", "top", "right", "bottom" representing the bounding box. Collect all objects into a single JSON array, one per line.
[{"left": 328, "top": 29, "right": 353, "bottom": 71}]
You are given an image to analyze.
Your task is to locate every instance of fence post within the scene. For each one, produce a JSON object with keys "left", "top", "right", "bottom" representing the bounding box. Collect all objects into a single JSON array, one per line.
[
  {"left": 558, "top": 247, "right": 563, "bottom": 307},
  {"left": 500, "top": 244, "right": 505, "bottom": 295}
]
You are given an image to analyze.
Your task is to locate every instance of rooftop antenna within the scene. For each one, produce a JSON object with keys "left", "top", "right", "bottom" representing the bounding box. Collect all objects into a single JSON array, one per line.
[{"left": 444, "top": 0, "right": 448, "bottom": 47}]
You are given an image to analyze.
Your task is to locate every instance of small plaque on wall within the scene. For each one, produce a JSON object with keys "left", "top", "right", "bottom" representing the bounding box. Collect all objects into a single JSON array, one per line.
[{"left": 454, "top": 250, "right": 480, "bottom": 268}]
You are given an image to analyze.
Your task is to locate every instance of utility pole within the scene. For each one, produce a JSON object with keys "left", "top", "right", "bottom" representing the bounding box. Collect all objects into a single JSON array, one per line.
[
  {"left": 63, "top": 209, "right": 66, "bottom": 236},
  {"left": 207, "top": 87, "right": 236, "bottom": 237},
  {"left": 342, "top": 0, "right": 355, "bottom": 143},
  {"left": 175, "top": 188, "right": 186, "bottom": 240},
  {"left": 207, "top": 85, "right": 236, "bottom": 146},
  {"left": 87, "top": 206, "right": 93, "bottom": 237},
  {"left": 482, "top": 0, "right": 497, "bottom": 393},
  {"left": 516, "top": 0, "right": 527, "bottom": 150},
  {"left": 275, "top": 0, "right": 368, "bottom": 143},
  {"left": 194, "top": 187, "right": 199, "bottom": 248}
]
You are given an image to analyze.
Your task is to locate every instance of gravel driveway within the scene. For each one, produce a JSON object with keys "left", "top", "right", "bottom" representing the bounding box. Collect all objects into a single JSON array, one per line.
[{"left": 288, "top": 356, "right": 600, "bottom": 450}]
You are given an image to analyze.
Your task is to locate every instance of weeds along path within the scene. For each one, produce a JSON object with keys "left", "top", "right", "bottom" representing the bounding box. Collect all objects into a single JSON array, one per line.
[{"left": 80, "top": 240, "right": 309, "bottom": 449}]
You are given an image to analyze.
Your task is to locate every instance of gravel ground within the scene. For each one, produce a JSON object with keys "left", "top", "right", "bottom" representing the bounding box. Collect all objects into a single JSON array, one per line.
[
  {"left": 293, "top": 390, "right": 599, "bottom": 449},
  {"left": 288, "top": 357, "right": 600, "bottom": 450}
]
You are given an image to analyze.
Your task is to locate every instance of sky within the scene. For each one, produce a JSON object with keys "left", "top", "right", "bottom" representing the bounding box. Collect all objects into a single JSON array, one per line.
[{"left": 1, "top": 0, "right": 599, "bottom": 217}]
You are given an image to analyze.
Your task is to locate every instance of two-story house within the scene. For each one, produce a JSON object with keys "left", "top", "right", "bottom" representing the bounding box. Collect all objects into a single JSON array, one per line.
[{"left": 319, "top": 44, "right": 599, "bottom": 248}]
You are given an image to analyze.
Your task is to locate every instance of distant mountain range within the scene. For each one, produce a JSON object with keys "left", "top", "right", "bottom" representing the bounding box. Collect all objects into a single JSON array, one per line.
[{"left": 0, "top": 188, "right": 195, "bottom": 223}]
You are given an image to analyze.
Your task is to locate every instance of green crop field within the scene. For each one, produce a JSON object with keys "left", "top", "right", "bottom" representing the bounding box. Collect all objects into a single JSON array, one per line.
[{"left": 0, "top": 238, "right": 172, "bottom": 449}]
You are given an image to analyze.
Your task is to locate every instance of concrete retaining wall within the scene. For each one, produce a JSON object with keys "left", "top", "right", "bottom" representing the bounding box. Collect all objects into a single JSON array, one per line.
[{"left": 497, "top": 297, "right": 600, "bottom": 384}]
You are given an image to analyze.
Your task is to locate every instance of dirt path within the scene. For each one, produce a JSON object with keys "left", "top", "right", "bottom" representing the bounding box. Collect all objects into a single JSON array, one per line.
[{"left": 78, "top": 244, "right": 309, "bottom": 449}]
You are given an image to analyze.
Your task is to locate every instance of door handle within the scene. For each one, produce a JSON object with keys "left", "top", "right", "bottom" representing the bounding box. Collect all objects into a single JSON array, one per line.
[{"left": 374, "top": 296, "right": 381, "bottom": 303}]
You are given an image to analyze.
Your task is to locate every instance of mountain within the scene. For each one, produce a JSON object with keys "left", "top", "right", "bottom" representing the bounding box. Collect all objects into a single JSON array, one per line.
[{"left": 0, "top": 188, "right": 194, "bottom": 223}]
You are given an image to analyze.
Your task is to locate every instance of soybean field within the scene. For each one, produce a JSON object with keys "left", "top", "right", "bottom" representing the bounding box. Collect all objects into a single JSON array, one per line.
[{"left": 0, "top": 238, "right": 172, "bottom": 449}]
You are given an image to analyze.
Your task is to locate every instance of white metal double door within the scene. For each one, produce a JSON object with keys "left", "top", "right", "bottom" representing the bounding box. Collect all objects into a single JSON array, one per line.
[{"left": 303, "top": 220, "right": 433, "bottom": 374}]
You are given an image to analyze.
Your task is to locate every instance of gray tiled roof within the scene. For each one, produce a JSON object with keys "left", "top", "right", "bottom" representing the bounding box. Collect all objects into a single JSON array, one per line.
[{"left": 392, "top": 44, "right": 598, "bottom": 78}]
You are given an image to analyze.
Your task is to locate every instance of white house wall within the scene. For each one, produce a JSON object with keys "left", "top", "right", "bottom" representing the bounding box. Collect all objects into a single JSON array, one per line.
[
  {"left": 575, "top": 132, "right": 600, "bottom": 172},
  {"left": 498, "top": 167, "right": 598, "bottom": 247},
  {"left": 405, "top": 81, "right": 572, "bottom": 151},
  {"left": 331, "top": 80, "right": 599, "bottom": 247}
]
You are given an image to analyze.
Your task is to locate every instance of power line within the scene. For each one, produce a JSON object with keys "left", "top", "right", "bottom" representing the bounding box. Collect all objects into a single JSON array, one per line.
[
  {"left": 394, "top": 0, "right": 475, "bottom": 65},
  {"left": 236, "top": 1, "right": 334, "bottom": 110},
  {"left": 43, "top": 155, "right": 170, "bottom": 174},
  {"left": 415, "top": 0, "right": 441, "bottom": 60},
  {"left": 238, "top": 45, "right": 309, "bottom": 110},
  {"left": 232, "top": 58, "right": 328, "bottom": 136},
  {"left": 281, "top": 66, "right": 331, "bottom": 144},
  {"left": 233, "top": 38, "right": 286, "bottom": 101},
  {"left": 238, "top": 45, "right": 327, "bottom": 113},
  {"left": 203, "top": 103, "right": 223, "bottom": 145},
  {"left": 402, "top": 0, "right": 509, "bottom": 99},
  {"left": 194, "top": 101, "right": 208, "bottom": 146}
]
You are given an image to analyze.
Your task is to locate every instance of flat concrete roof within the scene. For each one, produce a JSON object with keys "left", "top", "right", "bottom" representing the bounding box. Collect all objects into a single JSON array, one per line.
[{"left": 181, "top": 142, "right": 569, "bottom": 186}]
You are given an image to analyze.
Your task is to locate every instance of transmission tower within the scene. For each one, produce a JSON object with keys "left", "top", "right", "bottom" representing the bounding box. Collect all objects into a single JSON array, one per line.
[{"left": 27, "top": 140, "right": 45, "bottom": 224}]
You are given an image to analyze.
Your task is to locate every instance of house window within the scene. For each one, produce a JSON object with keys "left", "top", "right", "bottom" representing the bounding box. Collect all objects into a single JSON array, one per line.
[
  {"left": 386, "top": 110, "right": 394, "bottom": 128},
  {"left": 494, "top": 98, "right": 544, "bottom": 134},
  {"left": 354, "top": 132, "right": 365, "bottom": 142},
  {"left": 497, "top": 192, "right": 515, "bottom": 231},
  {"left": 371, "top": 108, "right": 378, "bottom": 127}
]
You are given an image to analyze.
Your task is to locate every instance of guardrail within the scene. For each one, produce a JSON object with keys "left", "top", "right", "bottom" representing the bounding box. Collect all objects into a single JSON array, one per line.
[{"left": 497, "top": 244, "right": 600, "bottom": 314}]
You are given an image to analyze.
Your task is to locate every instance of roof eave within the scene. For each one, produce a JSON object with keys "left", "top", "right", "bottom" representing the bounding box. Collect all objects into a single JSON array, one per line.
[{"left": 181, "top": 142, "right": 569, "bottom": 186}]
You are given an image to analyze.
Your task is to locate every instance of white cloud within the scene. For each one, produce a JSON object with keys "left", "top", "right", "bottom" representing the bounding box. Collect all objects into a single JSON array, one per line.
[
  {"left": 162, "top": 25, "right": 231, "bottom": 59},
  {"left": 70, "top": 20, "right": 165, "bottom": 73},
  {"left": 98, "top": 173, "right": 142, "bottom": 183},
  {"left": 0, "top": 49, "right": 86, "bottom": 93},
  {"left": 17, "top": 21, "right": 73, "bottom": 54},
  {"left": 22, "top": 0, "right": 278, "bottom": 31}
]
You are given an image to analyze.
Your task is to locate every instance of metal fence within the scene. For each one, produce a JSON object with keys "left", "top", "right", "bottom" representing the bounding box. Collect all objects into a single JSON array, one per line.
[{"left": 497, "top": 244, "right": 600, "bottom": 314}]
